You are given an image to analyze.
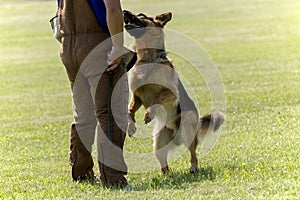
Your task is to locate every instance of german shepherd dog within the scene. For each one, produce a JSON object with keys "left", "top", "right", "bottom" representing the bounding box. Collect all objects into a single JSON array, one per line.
[{"left": 123, "top": 10, "right": 225, "bottom": 174}]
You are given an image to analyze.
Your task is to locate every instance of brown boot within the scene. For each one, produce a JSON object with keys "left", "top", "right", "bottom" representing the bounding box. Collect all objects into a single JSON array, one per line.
[
  {"left": 98, "top": 161, "right": 128, "bottom": 188},
  {"left": 69, "top": 124, "right": 94, "bottom": 181}
]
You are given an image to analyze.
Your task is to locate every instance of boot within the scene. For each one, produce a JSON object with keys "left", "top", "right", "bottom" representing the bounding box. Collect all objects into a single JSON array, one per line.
[{"left": 69, "top": 124, "right": 95, "bottom": 181}]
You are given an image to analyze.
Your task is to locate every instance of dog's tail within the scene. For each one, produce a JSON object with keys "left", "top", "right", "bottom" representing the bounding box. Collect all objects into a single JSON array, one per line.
[
  {"left": 199, "top": 110, "right": 225, "bottom": 132},
  {"left": 197, "top": 110, "right": 225, "bottom": 157}
]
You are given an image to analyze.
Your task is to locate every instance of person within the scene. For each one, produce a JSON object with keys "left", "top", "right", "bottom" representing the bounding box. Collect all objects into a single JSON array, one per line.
[{"left": 57, "top": 0, "right": 133, "bottom": 188}]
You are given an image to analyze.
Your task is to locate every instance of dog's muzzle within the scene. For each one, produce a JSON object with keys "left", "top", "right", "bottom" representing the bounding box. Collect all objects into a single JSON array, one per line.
[{"left": 123, "top": 10, "right": 147, "bottom": 38}]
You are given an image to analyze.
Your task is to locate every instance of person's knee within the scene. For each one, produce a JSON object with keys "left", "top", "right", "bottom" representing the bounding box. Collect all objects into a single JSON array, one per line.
[{"left": 95, "top": 105, "right": 108, "bottom": 120}]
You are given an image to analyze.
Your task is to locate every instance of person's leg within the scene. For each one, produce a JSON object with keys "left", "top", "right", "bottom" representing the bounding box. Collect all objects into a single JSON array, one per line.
[
  {"left": 60, "top": 37, "right": 97, "bottom": 181},
  {"left": 87, "top": 64, "right": 128, "bottom": 187},
  {"left": 69, "top": 72, "right": 97, "bottom": 181},
  {"left": 76, "top": 34, "right": 129, "bottom": 186}
]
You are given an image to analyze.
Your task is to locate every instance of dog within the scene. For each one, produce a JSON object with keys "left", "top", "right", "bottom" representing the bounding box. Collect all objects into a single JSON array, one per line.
[{"left": 123, "top": 10, "right": 225, "bottom": 174}]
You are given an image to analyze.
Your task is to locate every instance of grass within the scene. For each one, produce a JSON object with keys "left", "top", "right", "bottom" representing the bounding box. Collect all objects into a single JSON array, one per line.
[{"left": 0, "top": 0, "right": 299, "bottom": 199}]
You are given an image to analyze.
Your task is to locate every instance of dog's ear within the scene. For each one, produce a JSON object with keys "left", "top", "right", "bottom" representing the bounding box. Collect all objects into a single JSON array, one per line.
[{"left": 155, "top": 12, "right": 172, "bottom": 27}]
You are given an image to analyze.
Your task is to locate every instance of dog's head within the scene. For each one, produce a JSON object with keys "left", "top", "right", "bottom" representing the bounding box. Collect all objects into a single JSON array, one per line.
[{"left": 123, "top": 10, "right": 172, "bottom": 39}]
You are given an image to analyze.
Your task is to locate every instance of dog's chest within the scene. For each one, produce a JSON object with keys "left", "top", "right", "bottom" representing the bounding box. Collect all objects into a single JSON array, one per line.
[
  {"left": 128, "top": 63, "right": 178, "bottom": 96},
  {"left": 135, "top": 84, "right": 165, "bottom": 107}
]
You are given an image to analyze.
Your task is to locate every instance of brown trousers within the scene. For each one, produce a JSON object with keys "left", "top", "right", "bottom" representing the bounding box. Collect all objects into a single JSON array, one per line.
[{"left": 58, "top": 0, "right": 128, "bottom": 186}]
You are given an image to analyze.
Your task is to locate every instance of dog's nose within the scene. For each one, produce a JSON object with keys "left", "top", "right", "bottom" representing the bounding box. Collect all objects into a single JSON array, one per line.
[
  {"left": 123, "top": 10, "right": 131, "bottom": 16},
  {"left": 123, "top": 10, "right": 133, "bottom": 24}
]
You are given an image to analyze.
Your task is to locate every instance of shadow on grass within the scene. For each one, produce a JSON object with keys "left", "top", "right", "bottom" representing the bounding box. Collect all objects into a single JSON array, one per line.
[
  {"left": 72, "top": 166, "right": 216, "bottom": 191},
  {"left": 137, "top": 166, "right": 216, "bottom": 190}
]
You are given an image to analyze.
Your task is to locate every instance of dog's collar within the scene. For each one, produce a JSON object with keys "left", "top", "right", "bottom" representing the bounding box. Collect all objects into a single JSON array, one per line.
[{"left": 137, "top": 48, "right": 170, "bottom": 63}]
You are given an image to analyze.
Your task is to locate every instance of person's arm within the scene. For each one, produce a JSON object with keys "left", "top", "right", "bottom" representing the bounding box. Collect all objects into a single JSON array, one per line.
[{"left": 103, "top": 0, "right": 124, "bottom": 71}]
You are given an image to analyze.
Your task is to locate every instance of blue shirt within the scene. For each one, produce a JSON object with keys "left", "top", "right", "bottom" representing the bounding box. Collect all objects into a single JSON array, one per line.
[
  {"left": 87, "top": 0, "right": 108, "bottom": 33},
  {"left": 57, "top": 0, "right": 108, "bottom": 33}
]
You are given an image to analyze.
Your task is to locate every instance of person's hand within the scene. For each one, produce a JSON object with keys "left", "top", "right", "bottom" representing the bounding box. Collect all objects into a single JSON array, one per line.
[{"left": 106, "top": 46, "right": 126, "bottom": 71}]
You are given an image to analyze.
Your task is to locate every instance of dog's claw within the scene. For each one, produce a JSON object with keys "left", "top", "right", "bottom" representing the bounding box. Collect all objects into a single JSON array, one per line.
[
  {"left": 144, "top": 108, "right": 154, "bottom": 124},
  {"left": 161, "top": 166, "right": 170, "bottom": 174},
  {"left": 189, "top": 166, "right": 199, "bottom": 174},
  {"left": 127, "top": 121, "right": 136, "bottom": 137},
  {"left": 144, "top": 112, "right": 152, "bottom": 124}
]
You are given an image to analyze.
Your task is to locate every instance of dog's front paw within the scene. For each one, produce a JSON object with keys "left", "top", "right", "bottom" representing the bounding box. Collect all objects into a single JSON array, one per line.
[
  {"left": 127, "top": 121, "right": 136, "bottom": 137},
  {"left": 144, "top": 107, "right": 154, "bottom": 124}
]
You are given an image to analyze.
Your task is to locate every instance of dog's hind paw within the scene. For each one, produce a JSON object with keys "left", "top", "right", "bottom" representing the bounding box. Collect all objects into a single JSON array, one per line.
[
  {"left": 161, "top": 166, "right": 170, "bottom": 174},
  {"left": 190, "top": 166, "right": 199, "bottom": 174}
]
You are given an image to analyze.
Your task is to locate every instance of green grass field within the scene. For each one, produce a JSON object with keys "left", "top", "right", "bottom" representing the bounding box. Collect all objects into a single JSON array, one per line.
[{"left": 0, "top": 0, "right": 299, "bottom": 199}]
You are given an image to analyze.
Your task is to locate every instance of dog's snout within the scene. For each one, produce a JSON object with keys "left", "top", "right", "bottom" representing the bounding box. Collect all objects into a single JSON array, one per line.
[
  {"left": 123, "top": 10, "right": 134, "bottom": 24},
  {"left": 123, "top": 10, "right": 147, "bottom": 27}
]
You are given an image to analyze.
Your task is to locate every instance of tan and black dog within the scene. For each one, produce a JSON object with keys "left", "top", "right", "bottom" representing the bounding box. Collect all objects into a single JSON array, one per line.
[{"left": 123, "top": 10, "right": 225, "bottom": 174}]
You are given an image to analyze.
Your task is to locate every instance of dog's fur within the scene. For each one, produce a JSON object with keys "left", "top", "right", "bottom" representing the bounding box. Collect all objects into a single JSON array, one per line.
[{"left": 123, "top": 10, "right": 225, "bottom": 174}]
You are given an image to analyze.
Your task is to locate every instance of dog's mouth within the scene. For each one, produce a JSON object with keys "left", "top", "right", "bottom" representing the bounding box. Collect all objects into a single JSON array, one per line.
[
  {"left": 123, "top": 10, "right": 146, "bottom": 29},
  {"left": 123, "top": 10, "right": 147, "bottom": 38}
]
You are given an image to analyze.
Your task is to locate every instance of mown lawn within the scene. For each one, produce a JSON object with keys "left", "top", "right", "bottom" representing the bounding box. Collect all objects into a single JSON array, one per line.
[{"left": 0, "top": 0, "right": 299, "bottom": 199}]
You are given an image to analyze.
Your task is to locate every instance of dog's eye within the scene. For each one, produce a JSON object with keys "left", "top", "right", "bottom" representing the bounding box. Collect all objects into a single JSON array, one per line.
[
  {"left": 137, "top": 13, "right": 154, "bottom": 22},
  {"left": 134, "top": 19, "right": 147, "bottom": 28}
]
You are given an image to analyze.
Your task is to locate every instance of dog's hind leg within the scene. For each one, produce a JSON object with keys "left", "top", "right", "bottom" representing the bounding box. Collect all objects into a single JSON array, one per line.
[
  {"left": 153, "top": 126, "right": 173, "bottom": 174},
  {"left": 189, "top": 138, "right": 199, "bottom": 173},
  {"left": 179, "top": 111, "right": 199, "bottom": 173}
]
